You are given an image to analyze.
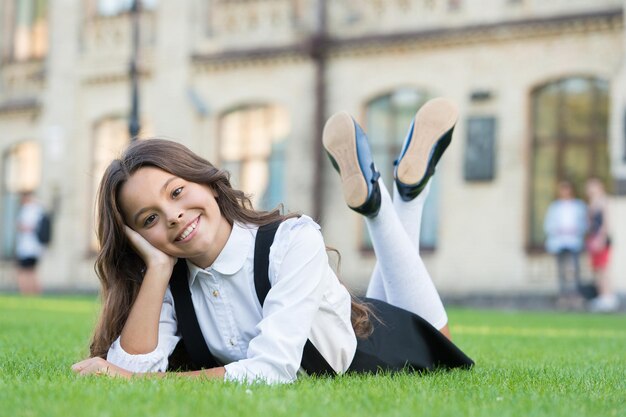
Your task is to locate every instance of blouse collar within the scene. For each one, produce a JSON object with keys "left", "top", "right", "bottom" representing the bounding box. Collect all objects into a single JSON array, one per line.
[{"left": 186, "top": 221, "right": 253, "bottom": 286}]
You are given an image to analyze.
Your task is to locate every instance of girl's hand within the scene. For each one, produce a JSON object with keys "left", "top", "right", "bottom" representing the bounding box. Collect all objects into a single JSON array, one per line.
[
  {"left": 71, "top": 357, "right": 133, "bottom": 379},
  {"left": 124, "top": 226, "right": 176, "bottom": 271}
]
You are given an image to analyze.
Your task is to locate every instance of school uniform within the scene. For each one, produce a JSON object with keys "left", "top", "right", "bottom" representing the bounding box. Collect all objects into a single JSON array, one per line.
[
  {"left": 107, "top": 216, "right": 472, "bottom": 383},
  {"left": 15, "top": 202, "right": 45, "bottom": 267}
]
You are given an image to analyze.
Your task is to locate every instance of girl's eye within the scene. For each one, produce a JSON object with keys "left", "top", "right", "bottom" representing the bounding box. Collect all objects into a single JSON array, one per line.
[
  {"left": 172, "top": 187, "right": 183, "bottom": 198},
  {"left": 143, "top": 214, "right": 157, "bottom": 227}
]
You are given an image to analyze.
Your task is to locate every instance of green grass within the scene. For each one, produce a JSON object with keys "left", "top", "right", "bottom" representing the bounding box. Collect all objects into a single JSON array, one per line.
[{"left": 0, "top": 295, "right": 624, "bottom": 417}]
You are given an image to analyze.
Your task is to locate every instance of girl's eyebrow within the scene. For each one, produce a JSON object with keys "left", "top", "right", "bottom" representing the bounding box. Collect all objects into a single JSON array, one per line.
[{"left": 132, "top": 176, "right": 178, "bottom": 225}]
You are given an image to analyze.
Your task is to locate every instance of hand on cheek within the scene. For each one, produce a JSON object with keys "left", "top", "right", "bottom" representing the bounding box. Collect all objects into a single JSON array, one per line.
[
  {"left": 124, "top": 226, "right": 176, "bottom": 272},
  {"left": 71, "top": 357, "right": 133, "bottom": 379}
]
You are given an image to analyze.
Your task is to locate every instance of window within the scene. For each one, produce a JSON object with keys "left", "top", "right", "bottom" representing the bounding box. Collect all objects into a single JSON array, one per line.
[
  {"left": 219, "top": 104, "right": 290, "bottom": 211},
  {"left": 90, "top": 118, "right": 130, "bottom": 249},
  {"left": 1, "top": 141, "right": 41, "bottom": 258},
  {"left": 529, "top": 77, "right": 610, "bottom": 248},
  {"left": 363, "top": 89, "right": 439, "bottom": 250},
  {"left": 1, "top": 0, "right": 48, "bottom": 62}
]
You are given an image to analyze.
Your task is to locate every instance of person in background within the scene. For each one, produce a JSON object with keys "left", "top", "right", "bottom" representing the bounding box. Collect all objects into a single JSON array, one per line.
[
  {"left": 585, "top": 178, "right": 619, "bottom": 313},
  {"left": 544, "top": 181, "right": 588, "bottom": 308},
  {"left": 15, "top": 192, "right": 44, "bottom": 295}
]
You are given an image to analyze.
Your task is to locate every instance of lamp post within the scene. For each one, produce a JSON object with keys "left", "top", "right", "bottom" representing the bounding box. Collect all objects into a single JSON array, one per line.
[{"left": 129, "top": 0, "right": 141, "bottom": 139}]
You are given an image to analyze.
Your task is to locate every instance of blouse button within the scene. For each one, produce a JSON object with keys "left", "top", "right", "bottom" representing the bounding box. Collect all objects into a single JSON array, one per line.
[
  {"left": 229, "top": 338, "right": 235, "bottom": 346},
  {"left": 212, "top": 290, "right": 219, "bottom": 298}
]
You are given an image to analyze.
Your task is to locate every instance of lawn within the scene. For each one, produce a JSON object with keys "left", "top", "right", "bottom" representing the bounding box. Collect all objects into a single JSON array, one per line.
[{"left": 0, "top": 295, "right": 624, "bottom": 417}]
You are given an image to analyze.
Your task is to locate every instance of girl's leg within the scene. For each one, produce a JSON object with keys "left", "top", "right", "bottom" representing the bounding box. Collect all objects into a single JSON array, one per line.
[
  {"left": 364, "top": 264, "right": 388, "bottom": 300},
  {"left": 391, "top": 181, "right": 431, "bottom": 249},
  {"left": 365, "top": 181, "right": 432, "bottom": 300},
  {"left": 323, "top": 102, "right": 455, "bottom": 331},
  {"left": 364, "top": 179, "right": 448, "bottom": 330},
  {"left": 366, "top": 98, "right": 457, "bottom": 331}
]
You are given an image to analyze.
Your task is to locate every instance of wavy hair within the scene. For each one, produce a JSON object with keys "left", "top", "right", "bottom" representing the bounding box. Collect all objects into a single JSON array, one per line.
[{"left": 90, "top": 138, "right": 372, "bottom": 359}]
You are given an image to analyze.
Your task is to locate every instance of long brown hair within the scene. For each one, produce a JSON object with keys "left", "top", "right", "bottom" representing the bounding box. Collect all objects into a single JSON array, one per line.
[{"left": 90, "top": 138, "right": 372, "bottom": 358}]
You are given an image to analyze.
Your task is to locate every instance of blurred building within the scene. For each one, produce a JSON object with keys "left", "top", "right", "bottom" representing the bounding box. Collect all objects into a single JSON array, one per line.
[{"left": 0, "top": 0, "right": 625, "bottom": 295}]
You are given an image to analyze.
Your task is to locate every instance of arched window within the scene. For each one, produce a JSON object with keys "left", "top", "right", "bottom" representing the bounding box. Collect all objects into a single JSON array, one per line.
[
  {"left": 219, "top": 104, "right": 290, "bottom": 211},
  {"left": 529, "top": 77, "right": 610, "bottom": 248},
  {"left": 1, "top": 141, "right": 41, "bottom": 258},
  {"left": 364, "top": 88, "right": 439, "bottom": 250}
]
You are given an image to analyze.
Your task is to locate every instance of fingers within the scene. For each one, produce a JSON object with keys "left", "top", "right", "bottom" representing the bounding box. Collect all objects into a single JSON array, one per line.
[
  {"left": 124, "top": 225, "right": 143, "bottom": 255},
  {"left": 72, "top": 357, "right": 107, "bottom": 375},
  {"left": 123, "top": 226, "right": 175, "bottom": 270},
  {"left": 72, "top": 357, "right": 132, "bottom": 379},
  {"left": 72, "top": 357, "right": 114, "bottom": 376},
  {"left": 123, "top": 225, "right": 158, "bottom": 261},
  {"left": 124, "top": 225, "right": 145, "bottom": 246}
]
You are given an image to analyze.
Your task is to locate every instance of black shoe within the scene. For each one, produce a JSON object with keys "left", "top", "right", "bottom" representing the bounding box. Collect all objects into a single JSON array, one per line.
[
  {"left": 323, "top": 112, "right": 381, "bottom": 217},
  {"left": 394, "top": 98, "right": 458, "bottom": 201}
]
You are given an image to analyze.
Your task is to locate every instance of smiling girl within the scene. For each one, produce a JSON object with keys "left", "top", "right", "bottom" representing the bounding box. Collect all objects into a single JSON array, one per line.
[{"left": 72, "top": 98, "right": 473, "bottom": 383}]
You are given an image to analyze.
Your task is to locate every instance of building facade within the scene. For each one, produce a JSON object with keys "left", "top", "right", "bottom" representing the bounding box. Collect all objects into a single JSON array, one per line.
[{"left": 0, "top": 0, "right": 625, "bottom": 296}]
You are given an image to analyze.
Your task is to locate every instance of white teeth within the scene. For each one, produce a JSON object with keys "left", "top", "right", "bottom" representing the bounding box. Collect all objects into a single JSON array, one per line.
[{"left": 177, "top": 220, "right": 197, "bottom": 241}]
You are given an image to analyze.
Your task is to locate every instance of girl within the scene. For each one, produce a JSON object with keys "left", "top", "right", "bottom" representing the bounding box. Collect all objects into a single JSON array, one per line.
[
  {"left": 585, "top": 178, "right": 619, "bottom": 312},
  {"left": 72, "top": 97, "right": 473, "bottom": 383}
]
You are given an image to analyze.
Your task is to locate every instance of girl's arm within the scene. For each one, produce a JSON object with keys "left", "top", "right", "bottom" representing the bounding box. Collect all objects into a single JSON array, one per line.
[
  {"left": 119, "top": 226, "right": 177, "bottom": 354},
  {"left": 72, "top": 357, "right": 225, "bottom": 380},
  {"left": 224, "top": 219, "right": 333, "bottom": 383},
  {"left": 588, "top": 199, "right": 610, "bottom": 251},
  {"left": 599, "top": 199, "right": 610, "bottom": 238},
  {"left": 104, "top": 286, "right": 181, "bottom": 373},
  {"left": 119, "top": 264, "right": 172, "bottom": 354},
  {"left": 75, "top": 226, "right": 181, "bottom": 374}
]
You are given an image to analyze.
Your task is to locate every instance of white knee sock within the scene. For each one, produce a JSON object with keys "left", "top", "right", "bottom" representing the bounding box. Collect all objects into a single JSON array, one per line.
[
  {"left": 366, "top": 181, "right": 431, "bottom": 300},
  {"left": 365, "top": 179, "right": 447, "bottom": 329},
  {"left": 366, "top": 181, "right": 431, "bottom": 298},
  {"left": 364, "top": 263, "right": 388, "bottom": 300},
  {"left": 392, "top": 181, "right": 432, "bottom": 251}
]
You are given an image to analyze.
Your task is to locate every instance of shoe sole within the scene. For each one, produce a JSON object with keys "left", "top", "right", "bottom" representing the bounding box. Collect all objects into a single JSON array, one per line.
[
  {"left": 396, "top": 97, "right": 458, "bottom": 186},
  {"left": 323, "top": 112, "right": 369, "bottom": 209}
]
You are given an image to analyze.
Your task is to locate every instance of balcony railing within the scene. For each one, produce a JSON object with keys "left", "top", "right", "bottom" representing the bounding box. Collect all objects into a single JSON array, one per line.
[
  {"left": 325, "top": 0, "right": 624, "bottom": 38},
  {"left": 195, "top": 0, "right": 317, "bottom": 53},
  {"left": 80, "top": 11, "right": 156, "bottom": 76},
  {"left": 194, "top": 0, "right": 623, "bottom": 53}
]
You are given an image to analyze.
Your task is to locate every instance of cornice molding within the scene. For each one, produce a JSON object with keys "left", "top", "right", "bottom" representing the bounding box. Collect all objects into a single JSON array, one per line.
[
  {"left": 328, "top": 7, "right": 624, "bottom": 57},
  {"left": 192, "top": 7, "right": 623, "bottom": 70},
  {"left": 192, "top": 44, "right": 308, "bottom": 72},
  {"left": 80, "top": 68, "right": 152, "bottom": 86}
]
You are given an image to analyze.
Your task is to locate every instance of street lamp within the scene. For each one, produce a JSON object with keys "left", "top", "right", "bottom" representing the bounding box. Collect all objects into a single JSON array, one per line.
[{"left": 129, "top": 0, "right": 141, "bottom": 139}]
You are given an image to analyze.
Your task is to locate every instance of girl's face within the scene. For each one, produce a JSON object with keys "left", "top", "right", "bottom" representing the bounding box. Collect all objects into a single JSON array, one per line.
[
  {"left": 586, "top": 180, "right": 603, "bottom": 199},
  {"left": 119, "top": 166, "right": 232, "bottom": 269}
]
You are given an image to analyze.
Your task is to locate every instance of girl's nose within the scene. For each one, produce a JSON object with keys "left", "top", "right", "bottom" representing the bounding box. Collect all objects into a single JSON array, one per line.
[{"left": 169, "top": 211, "right": 184, "bottom": 226}]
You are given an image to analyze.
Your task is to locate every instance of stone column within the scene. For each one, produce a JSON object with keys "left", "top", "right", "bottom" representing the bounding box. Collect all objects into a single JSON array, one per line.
[{"left": 37, "top": 0, "right": 81, "bottom": 289}]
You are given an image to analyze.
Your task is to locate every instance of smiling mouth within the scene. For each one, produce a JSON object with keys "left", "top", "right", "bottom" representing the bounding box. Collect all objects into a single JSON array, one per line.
[{"left": 175, "top": 216, "right": 200, "bottom": 242}]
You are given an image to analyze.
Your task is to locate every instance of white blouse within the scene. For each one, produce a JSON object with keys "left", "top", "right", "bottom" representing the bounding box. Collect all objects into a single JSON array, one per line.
[
  {"left": 107, "top": 215, "right": 357, "bottom": 383},
  {"left": 16, "top": 202, "right": 44, "bottom": 259}
]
